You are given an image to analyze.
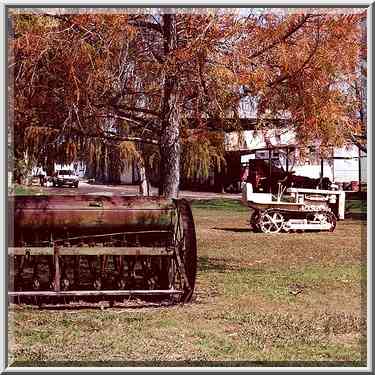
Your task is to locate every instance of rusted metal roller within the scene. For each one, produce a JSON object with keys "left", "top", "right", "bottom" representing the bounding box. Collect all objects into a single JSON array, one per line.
[{"left": 8, "top": 195, "right": 197, "bottom": 306}]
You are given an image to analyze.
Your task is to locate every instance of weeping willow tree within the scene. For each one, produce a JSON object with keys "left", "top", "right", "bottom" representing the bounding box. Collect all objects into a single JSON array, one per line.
[{"left": 180, "top": 130, "right": 226, "bottom": 190}]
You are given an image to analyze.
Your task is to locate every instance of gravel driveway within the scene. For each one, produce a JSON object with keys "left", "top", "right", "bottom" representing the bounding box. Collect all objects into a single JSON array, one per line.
[{"left": 35, "top": 180, "right": 242, "bottom": 200}]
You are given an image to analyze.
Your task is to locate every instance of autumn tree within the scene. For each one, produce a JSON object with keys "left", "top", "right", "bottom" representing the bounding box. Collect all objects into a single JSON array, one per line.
[
  {"left": 9, "top": 9, "right": 365, "bottom": 196},
  {"left": 348, "top": 14, "right": 367, "bottom": 153}
]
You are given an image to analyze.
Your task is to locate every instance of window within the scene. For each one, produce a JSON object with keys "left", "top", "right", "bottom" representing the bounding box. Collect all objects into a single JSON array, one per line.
[{"left": 58, "top": 170, "right": 74, "bottom": 176}]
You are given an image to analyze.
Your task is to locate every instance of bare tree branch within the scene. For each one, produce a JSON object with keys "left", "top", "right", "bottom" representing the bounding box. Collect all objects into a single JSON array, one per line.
[
  {"left": 268, "top": 19, "right": 321, "bottom": 87},
  {"left": 249, "top": 15, "right": 312, "bottom": 60},
  {"left": 128, "top": 19, "right": 163, "bottom": 34},
  {"left": 351, "top": 134, "right": 367, "bottom": 153},
  {"left": 111, "top": 105, "right": 160, "bottom": 117}
]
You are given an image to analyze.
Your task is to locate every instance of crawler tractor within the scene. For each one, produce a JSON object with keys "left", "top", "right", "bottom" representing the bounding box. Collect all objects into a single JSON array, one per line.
[{"left": 242, "top": 183, "right": 345, "bottom": 233}]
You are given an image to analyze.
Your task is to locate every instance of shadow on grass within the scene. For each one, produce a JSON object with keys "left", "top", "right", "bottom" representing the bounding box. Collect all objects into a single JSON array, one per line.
[
  {"left": 212, "top": 227, "right": 251, "bottom": 233},
  {"left": 198, "top": 256, "right": 228, "bottom": 273},
  {"left": 198, "top": 255, "right": 263, "bottom": 274},
  {"left": 344, "top": 212, "right": 367, "bottom": 221}
]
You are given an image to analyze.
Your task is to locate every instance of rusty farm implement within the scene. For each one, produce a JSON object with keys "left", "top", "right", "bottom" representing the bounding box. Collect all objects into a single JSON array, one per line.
[{"left": 8, "top": 195, "right": 197, "bottom": 306}]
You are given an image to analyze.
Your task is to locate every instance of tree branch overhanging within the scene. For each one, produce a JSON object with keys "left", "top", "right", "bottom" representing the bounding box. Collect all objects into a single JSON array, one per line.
[
  {"left": 249, "top": 14, "right": 312, "bottom": 60},
  {"left": 268, "top": 20, "right": 321, "bottom": 88},
  {"left": 351, "top": 134, "right": 367, "bottom": 153},
  {"left": 128, "top": 19, "right": 163, "bottom": 34}
]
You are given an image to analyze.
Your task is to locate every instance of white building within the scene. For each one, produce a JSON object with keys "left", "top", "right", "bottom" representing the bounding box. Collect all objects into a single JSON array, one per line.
[
  {"left": 119, "top": 162, "right": 140, "bottom": 184},
  {"left": 225, "top": 128, "right": 367, "bottom": 186},
  {"left": 54, "top": 162, "right": 87, "bottom": 178}
]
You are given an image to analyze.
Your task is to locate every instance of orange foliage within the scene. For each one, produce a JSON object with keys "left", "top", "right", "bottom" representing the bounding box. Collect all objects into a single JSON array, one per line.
[{"left": 9, "top": 10, "right": 366, "bottom": 172}]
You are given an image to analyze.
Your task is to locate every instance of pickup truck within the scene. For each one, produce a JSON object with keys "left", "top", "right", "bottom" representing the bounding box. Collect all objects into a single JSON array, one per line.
[{"left": 52, "top": 170, "right": 79, "bottom": 188}]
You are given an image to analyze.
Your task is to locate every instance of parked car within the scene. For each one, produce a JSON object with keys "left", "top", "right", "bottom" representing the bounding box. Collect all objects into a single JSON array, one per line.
[{"left": 52, "top": 170, "right": 79, "bottom": 188}]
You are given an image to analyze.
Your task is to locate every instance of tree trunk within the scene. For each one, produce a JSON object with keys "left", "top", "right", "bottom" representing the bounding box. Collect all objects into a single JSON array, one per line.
[
  {"left": 138, "top": 158, "right": 150, "bottom": 196},
  {"left": 103, "top": 144, "right": 109, "bottom": 183},
  {"left": 159, "top": 114, "right": 180, "bottom": 198},
  {"left": 159, "top": 14, "right": 180, "bottom": 198},
  {"left": 139, "top": 179, "right": 149, "bottom": 196},
  {"left": 214, "top": 163, "right": 225, "bottom": 193}
]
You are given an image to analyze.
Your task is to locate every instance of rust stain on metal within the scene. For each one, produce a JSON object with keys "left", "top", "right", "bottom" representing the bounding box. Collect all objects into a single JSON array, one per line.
[{"left": 10, "top": 195, "right": 175, "bottom": 244}]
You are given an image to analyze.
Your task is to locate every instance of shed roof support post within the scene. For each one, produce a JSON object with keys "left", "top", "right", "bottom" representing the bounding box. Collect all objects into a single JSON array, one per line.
[
  {"left": 358, "top": 146, "right": 362, "bottom": 192},
  {"left": 54, "top": 243, "right": 61, "bottom": 292},
  {"left": 268, "top": 149, "right": 272, "bottom": 193}
]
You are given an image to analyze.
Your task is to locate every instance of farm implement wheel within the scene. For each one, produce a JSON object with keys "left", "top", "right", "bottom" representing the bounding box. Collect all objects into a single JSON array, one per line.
[
  {"left": 259, "top": 210, "right": 284, "bottom": 233},
  {"left": 166, "top": 199, "right": 197, "bottom": 303},
  {"left": 307, "top": 211, "right": 337, "bottom": 232},
  {"left": 322, "top": 211, "right": 337, "bottom": 232},
  {"left": 250, "top": 210, "right": 261, "bottom": 233}
]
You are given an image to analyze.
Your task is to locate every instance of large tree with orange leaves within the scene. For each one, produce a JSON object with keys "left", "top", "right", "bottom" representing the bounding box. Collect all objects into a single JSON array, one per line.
[{"left": 9, "top": 9, "right": 365, "bottom": 196}]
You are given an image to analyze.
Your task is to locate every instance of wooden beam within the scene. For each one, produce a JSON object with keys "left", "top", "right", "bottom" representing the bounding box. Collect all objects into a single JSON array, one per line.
[
  {"left": 8, "top": 246, "right": 172, "bottom": 257},
  {"left": 8, "top": 290, "right": 183, "bottom": 297}
]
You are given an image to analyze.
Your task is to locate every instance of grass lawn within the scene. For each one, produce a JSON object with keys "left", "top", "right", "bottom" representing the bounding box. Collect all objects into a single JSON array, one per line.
[
  {"left": 11, "top": 184, "right": 43, "bottom": 196},
  {"left": 8, "top": 199, "right": 367, "bottom": 366},
  {"left": 345, "top": 200, "right": 367, "bottom": 214}
]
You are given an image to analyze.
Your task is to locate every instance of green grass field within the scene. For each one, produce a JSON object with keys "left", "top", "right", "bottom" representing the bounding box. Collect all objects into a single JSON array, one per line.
[
  {"left": 11, "top": 184, "right": 42, "bottom": 196},
  {"left": 345, "top": 200, "right": 367, "bottom": 214},
  {"left": 8, "top": 198, "right": 367, "bottom": 366}
]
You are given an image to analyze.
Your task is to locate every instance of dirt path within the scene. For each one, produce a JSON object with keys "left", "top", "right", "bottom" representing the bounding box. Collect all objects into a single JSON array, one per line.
[{"left": 32, "top": 181, "right": 242, "bottom": 200}]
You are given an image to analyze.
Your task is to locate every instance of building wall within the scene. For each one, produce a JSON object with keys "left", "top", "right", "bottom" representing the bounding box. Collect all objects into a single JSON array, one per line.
[
  {"left": 360, "top": 155, "right": 367, "bottom": 184},
  {"left": 293, "top": 163, "right": 333, "bottom": 180},
  {"left": 54, "top": 162, "right": 86, "bottom": 178},
  {"left": 231, "top": 129, "right": 366, "bottom": 185},
  {"left": 120, "top": 162, "right": 140, "bottom": 184},
  {"left": 225, "top": 129, "right": 295, "bottom": 152},
  {"left": 333, "top": 159, "right": 358, "bottom": 183},
  {"left": 333, "top": 146, "right": 367, "bottom": 184}
]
